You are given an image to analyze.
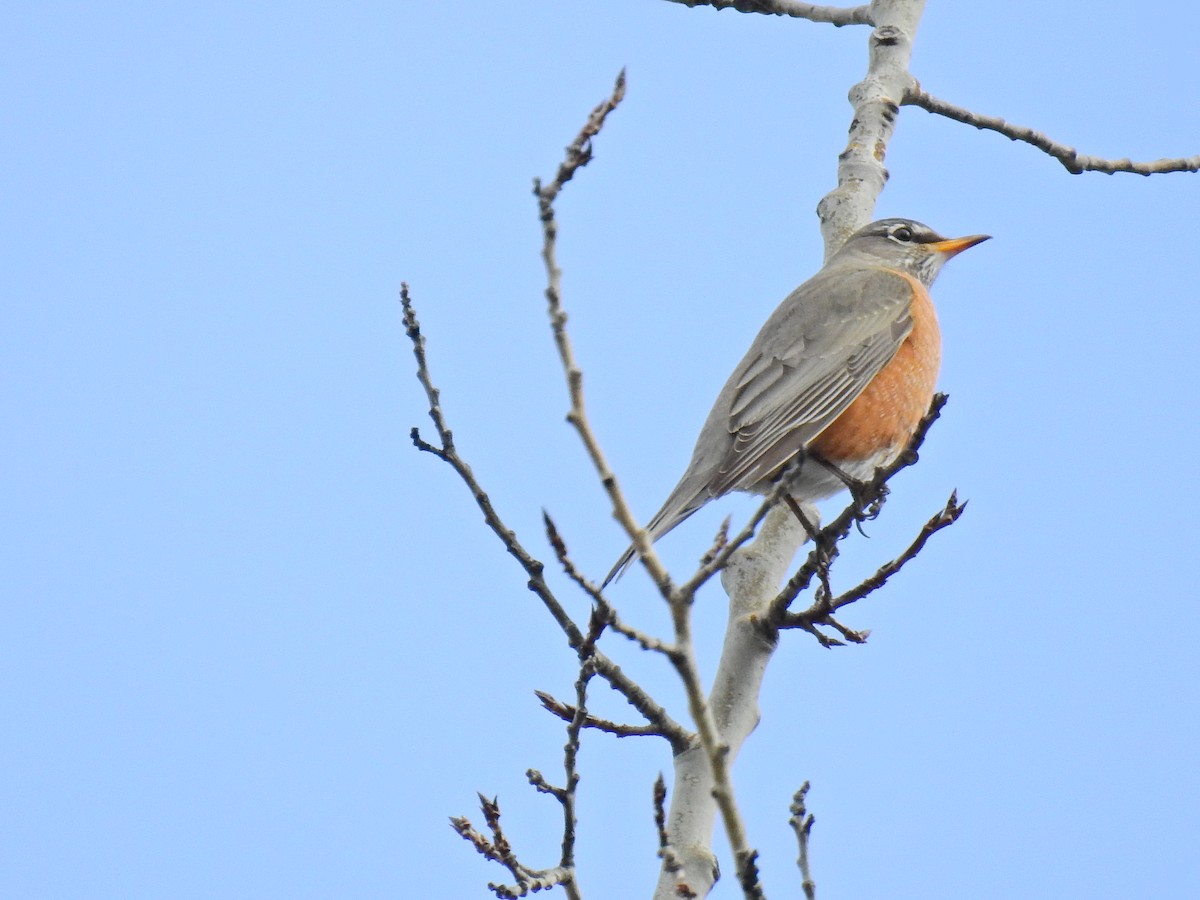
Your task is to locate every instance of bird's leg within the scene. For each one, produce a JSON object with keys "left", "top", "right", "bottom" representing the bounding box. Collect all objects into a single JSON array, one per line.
[
  {"left": 783, "top": 494, "right": 820, "bottom": 542},
  {"left": 809, "top": 451, "right": 887, "bottom": 529},
  {"left": 784, "top": 493, "right": 837, "bottom": 612}
]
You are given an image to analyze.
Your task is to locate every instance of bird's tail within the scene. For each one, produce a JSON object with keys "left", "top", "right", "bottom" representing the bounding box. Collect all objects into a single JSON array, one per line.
[{"left": 600, "top": 478, "right": 707, "bottom": 588}]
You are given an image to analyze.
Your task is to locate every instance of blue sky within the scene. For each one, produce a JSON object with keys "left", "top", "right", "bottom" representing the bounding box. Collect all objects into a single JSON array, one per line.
[{"left": 4, "top": 2, "right": 1198, "bottom": 897}]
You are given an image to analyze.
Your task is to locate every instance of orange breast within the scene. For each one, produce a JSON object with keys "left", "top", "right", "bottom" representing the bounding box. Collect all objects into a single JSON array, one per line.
[{"left": 809, "top": 275, "right": 941, "bottom": 462}]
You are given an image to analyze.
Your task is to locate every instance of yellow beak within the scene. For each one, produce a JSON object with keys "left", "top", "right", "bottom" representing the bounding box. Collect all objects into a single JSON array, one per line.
[{"left": 928, "top": 234, "right": 991, "bottom": 257}]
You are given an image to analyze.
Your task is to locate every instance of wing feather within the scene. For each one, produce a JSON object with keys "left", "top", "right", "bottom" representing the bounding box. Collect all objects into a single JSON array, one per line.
[
  {"left": 706, "top": 267, "right": 917, "bottom": 495},
  {"left": 601, "top": 265, "right": 921, "bottom": 586}
]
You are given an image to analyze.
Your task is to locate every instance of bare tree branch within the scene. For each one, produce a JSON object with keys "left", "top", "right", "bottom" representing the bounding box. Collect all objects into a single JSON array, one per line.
[
  {"left": 450, "top": 794, "right": 581, "bottom": 899},
  {"left": 451, "top": 615, "right": 605, "bottom": 899},
  {"left": 768, "top": 392, "right": 949, "bottom": 625},
  {"left": 698, "top": 517, "right": 732, "bottom": 569},
  {"left": 541, "top": 511, "right": 678, "bottom": 657},
  {"left": 735, "top": 849, "right": 766, "bottom": 900},
  {"left": 653, "top": 775, "right": 685, "bottom": 879},
  {"left": 661, "top": 620, "right": 759, "bottom": 896},
  {"left": 827, "top": 489, "right": 965, "bottom": 610},
  {"left": 536, "top": 690, "right": 683, "bottom": 740},
  {"left": 416, "top": 0, "right": 1192, "bottom": 892},
  {"left": 906, "top": 87, "right": 1200, "bottom": 175},
  {"left": 529, "top": 74, "right": 765, "bottom": 897},
  {"left": 403, "top": 284, "right": 686, "bottom": 747},
  {"left": 651, "top": 7, "right": 940, "bottom": 896},
  {"left": 673, "top": 453, "right": 809, "bottom": 601},
  {"left": 404, "top": 285, "right": 577, "bottom": 636},
  {"left": 661, "top": 0, "right": 872, "bottom": 26},
  {"left": 788, "top": 783, "right": 817, "bottom": 900},
  {"left": 555, "top": 615, "right": 604, "bottom": 884},
  {"left": 537, "top": 69, "right": 627, "bottom": 207},
  {"left": 538, "top": 510, "right": 693, "bottom": 754},
  {"left": 773, "top": 477, "right": 963, "bottom": 642},
  {"left": 604, "top": 611, "right": 678, "bottom": 656},
  {"left": 533, "top": 70, "right": 679, "bottom": 602},
  {"left": 816, "top": 2, "right": 928, "bottom": 255}
]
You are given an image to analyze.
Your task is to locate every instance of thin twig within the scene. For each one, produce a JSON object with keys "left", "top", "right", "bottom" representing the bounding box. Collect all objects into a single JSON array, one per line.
[
  {"left": 527, "top": 768, "right": 566, "bottom": 802},
  {"left": 821, "top": 615, "right": 868, "bottom": 644},
  {"left": 541, "top": 510, "right": 605, "bottom": 605},
  {"left": 404, "top": 283, "right": 575, "bottom": 635},
  {"left": 533, "top": 70, "right": 670, "bottom": 594},
  {"left": 661, "top": 0, "right": 871, "bottom": 26},
  {"left": 653, "top": 774, "right": 685, "bottom": 877},
  {"left": 542, "top": 511, "right": 678, "bottom": 656},
  {"left": 788, "top": 783, "right": 817, "bottom": 900},
  {"left": 403, "top": 284, "right": 685, "bottom": 747},
  {"left": 533, "top": 70, "right": 681, "bottom": 598},
  {"left": 827, "top": 490, "right": 966, "bottom": 611},
  {"left": 698, "top": 517, "right": 732, "bottom": 569},
  {"left": 673, "top": 452, "right": 810, "bottom": 602},
  {"left": 768, "top": 393, "right": 949, "bottom": 625},
  {"left": 775, "top": 488, "right": 965, "bottom": 637},
  {"left": 526, "top": 86, "right": 753, "bottom": 870},
  {"left": 755, "top": 394, "right": 964, "bottom": 647},
  {"left": 529, "top": 84, "right": 746, "bottom": 856},
  {"left": 554, "top": 618, "right": 605, "bottom": 893},
  {"left": 735, "top": 849, "right": 766, "bottom": 900},
  {"left": 449, "top": 813, "right": 502, "bottom": 865},
  {"left": 538, "top": 70, "right": 627, "bottom": 207},
  {"left": 453, "top": 621, "right": 604, "bottom": 899},
  {"left": 906, "top": 87, "right": 1200, "bottom": 176},
  {"left": 536, "top": 690, "right": 684, "bottom": 740},
  {"left": 450, "top": 795, "right": 581, "bottom": 899},
  {"left": 480, "top": 793, "right": 525, "bottom": 878},
  {"left": 545, "top": 513, "right": 666, "bottom": 653}
]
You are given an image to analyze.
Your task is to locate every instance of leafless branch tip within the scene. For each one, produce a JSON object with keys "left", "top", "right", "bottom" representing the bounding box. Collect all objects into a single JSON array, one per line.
[
  {"left": 535, "top": 690, "right": 679, "bottom": 741},
  {"left": 653, "top": 773, "right": 686, "bottom": 876},
  {"left": 450, "top": 795, "right": 580, "bottom": 899},
  {"left": 906, "top": 88, "right": 1200, "bottom": 176},
  {"left": 661, "top": 0, "right": 871, "bottom": 26},
  {"left": 789, "top": 782, "right": 817, "bottom": 900},
  {"left": 768, "top": 394, "right": 963, "bottom": 643}
]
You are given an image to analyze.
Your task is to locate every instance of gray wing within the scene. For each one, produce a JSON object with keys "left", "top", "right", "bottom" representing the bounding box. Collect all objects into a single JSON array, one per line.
[
  {"left": 707, "top": 265, "right": 916, "bottom": 494},
  {"left": 602, "top": 265, "right": 916, "bottom": 587}
]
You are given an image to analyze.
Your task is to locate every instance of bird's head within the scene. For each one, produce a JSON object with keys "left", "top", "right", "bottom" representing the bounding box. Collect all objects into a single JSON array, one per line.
[{"left": 837, "top": 218, "right": 991, "bottom": 286}]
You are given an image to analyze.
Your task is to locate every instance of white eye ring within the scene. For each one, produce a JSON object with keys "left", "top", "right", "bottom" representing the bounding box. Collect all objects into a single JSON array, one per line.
[{"left": 890, "top": 225, "right": 914, "bottom": 242}]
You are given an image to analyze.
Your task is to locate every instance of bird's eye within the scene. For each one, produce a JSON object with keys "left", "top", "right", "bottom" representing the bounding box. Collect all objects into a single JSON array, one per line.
[{"left": 890, "top": 225, "right": 914, "bottom": 242}]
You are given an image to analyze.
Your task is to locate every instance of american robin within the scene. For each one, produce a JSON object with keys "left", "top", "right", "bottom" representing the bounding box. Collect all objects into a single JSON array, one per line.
[{"left": 604, "top": 217, "right": 989, "bottom": 586}]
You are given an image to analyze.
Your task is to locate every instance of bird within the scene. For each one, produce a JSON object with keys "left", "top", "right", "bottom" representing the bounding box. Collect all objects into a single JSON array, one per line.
[{"left": 603, "top": 217, "right": 989, "bottom": 586}]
